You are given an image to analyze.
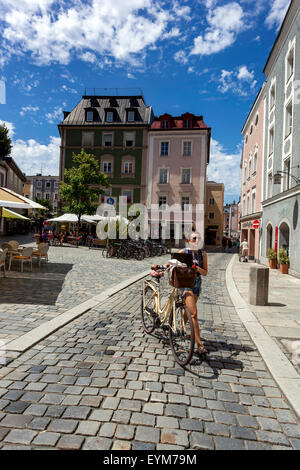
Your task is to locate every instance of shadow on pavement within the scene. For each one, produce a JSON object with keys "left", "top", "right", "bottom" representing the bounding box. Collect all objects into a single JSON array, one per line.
[{"left": 0, "top": 263, "right": 73, "bottom": 305}]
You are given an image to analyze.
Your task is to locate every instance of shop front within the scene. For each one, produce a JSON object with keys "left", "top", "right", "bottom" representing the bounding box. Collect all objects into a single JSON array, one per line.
[{"left": 240, "top": 212, "right": 262, "bottom": 261}]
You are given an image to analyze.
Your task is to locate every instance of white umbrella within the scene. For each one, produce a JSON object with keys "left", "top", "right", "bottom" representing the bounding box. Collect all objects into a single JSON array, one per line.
[{"left": 47, "top": 213, "right": 78, "bottom": 223}]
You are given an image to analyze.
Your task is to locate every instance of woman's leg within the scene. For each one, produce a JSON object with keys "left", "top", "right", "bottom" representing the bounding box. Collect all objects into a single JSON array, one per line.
[{"left": 184, "top": 291, "right": 203, "bottom": 349}]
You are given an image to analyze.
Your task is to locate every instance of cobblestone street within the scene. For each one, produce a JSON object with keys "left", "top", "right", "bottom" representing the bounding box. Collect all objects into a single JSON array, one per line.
[
  {"left": 0, "top": 252, "right": 299, "bottom": 450},
  {"left": 0, "top": 241, "right": 169, "bottom": 344}
]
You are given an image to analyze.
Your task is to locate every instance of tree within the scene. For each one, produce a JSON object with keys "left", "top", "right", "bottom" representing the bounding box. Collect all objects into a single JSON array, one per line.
[
  {"left": 34, "top": 197, "right": 53, "bottom": 219},
  {"left": 59, "top": 150, "right": 110, "bottom": 233},
  {"left": 0, "top": 124, "right": 12, "bottom": 159}
]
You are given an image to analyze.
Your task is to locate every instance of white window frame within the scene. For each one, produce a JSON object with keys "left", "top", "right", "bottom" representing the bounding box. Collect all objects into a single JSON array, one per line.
[
  {"left": 160, "top": 141, "right": 170, "bottom": 157},
  {"left": 86, "top": 111, "right": 94, "bottom": 122},
  {"left": 124, "top": 132, "right": 135, "bottom": 148},
  {"left": 248, "top": 155, "right": 252, "bottom": 179},
  {"left": 286, "top": 40, "right": 295, "bottom": 84},
  {"left": 124, "top": 162, "right": 133, "bottom": 175},
  {"left": 285, "top": 100, "right": 293, "bottom": 138},
  {"left": 269, "top": 81, "right": 276, "bottom": 112},
  {"left": 253, "top": 150, "right": 258, "bottom": 174},
  {"left": 159, "top": 168, "right": 169, "bottom": 184},
  {"left": 127, "top": 110, "right": 135, "bottom": 122},
  {"left": 106, "top": 111, "right": 114, "bottom": 123},
  {"left": 269, "top": 127, "right": 274, "bottom": 156},
  {"left": 122, "top": 189, "right": 133, "bottom": 203},
  {"left": 251, "top": 188, "right": 256, "bottom": 214},
  {"left": 103, "top": 133, "right": 113, "bottom": 147},
  {"left": 158, "top": 195, "right": 168, "bottom": 210},
  {"left": 181, "top": 168, "right": 191, "bottom": 185},
  {"left": 182, "top": 140, "right": 192, "bottom": 157},
  {"left": 103, "top": 161, "right": 112, "bottom": 174}
]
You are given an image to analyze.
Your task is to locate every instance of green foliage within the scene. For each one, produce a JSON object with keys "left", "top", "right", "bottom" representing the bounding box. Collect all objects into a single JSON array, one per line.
[
  {"left": 278, "top": 248, "right": 289, "bottom": 265},
  {"left": 34, "top": 198, "right": 53, "bottom": 218},
  {"left": 267, "top": 248, "right": 277, "bottom": 260},
  {"left": 0, "top": 124, "right": 12, "bottom": 159},
  {"left": 59, "top": 150, "right": 110, "bottom": 227}
]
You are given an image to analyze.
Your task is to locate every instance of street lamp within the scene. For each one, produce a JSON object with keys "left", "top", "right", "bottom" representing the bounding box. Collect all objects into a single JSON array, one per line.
[{"left": 273, "top": 165, "right": 300, "bottom": 185}]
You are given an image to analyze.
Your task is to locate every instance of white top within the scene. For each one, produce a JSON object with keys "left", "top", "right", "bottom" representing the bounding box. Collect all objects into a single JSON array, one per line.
[{"left": 241, "top": 241, "right": 248, "bottom": 250}]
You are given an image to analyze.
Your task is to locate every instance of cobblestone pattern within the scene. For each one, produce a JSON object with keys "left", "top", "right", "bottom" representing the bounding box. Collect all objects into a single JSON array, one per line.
[
  {"left": 0, "top": 253, "right": 299, "bottom": 450},
  {"left": 0, "top": 240, "right": 169, "bottom": 343}
]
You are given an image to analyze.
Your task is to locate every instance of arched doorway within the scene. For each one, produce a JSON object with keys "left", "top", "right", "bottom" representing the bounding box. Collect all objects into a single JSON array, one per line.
[
  {"left": 279, "top": 222, "right": 290, "bottom": 255},
  {"left": 266, "top": 223, "right": 273, "bottom": 255}
]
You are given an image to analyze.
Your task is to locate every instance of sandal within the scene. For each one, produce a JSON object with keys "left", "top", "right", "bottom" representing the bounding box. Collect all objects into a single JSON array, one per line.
[{"left": 196, "top": 347, "right": 208, "bottom": 356}]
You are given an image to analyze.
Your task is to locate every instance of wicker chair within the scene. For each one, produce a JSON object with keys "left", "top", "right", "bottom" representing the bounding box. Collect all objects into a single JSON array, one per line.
[
  {"left": 9, "top": 247, "right": 33, "bottom": 272},
  {"left": 0, "top": 248, "right": 8, "bottom": 277},
  {"left": 8, "top": 241, "right": 19, "bottom": 251},
  {"left": 32, "top": 243, "right": 49, "bottom": 267}
]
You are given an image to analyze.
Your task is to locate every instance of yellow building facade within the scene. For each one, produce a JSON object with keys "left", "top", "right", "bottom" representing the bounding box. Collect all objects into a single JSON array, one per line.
[{"left": 205, "top": 181, "right": 224, "bottom": 246}]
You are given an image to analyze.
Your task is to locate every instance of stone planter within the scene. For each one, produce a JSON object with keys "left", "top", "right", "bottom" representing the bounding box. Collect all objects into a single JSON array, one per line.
[
  {"left": 280, "top": 264, "right": 289, "bottom": 274},
  {"left": 269, "top": 259, "right": 277, "bottom": 269}
]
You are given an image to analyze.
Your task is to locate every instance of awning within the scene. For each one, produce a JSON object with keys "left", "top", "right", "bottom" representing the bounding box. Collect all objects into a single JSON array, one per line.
[
  {"left": 2, "top": 208, "right": 29, "bottom": 220},
  {"left": 47, "top": 213, "right": 105, "bottom": 224},
  {"left": 0, "top": 187, "right": 46, "bottom": 209}
]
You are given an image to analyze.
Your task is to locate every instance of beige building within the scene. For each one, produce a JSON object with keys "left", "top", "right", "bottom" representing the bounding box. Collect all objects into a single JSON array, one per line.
[{"left": 205, "top": 181, "right": 224, "bottom": 246}]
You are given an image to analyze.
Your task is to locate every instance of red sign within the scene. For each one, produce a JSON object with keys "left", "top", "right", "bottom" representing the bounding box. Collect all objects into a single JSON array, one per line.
[{"left": 252, "top": 220, "right": 260, "bottom": 229}]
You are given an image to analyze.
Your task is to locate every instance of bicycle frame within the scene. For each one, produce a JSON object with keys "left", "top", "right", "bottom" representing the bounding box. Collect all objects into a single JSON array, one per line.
[{"left": 142, "top": 278, "right": 186, "bottom": 334}]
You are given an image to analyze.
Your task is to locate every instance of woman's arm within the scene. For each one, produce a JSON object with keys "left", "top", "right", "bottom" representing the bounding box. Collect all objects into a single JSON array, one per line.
[{"left": 197, "top": 251, "right": 208, "bottom": 277}]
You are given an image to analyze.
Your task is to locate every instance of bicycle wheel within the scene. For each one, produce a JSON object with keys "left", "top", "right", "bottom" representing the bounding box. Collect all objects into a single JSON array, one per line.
[
  {"left": 135, "top": 249, "right": 145, "bottom": 261},
  {"left": 141, "top": 283, "right": 157, "bottom": 334},
  {"left": 169, "top": 304, "right": 195, "bottom": 367}
]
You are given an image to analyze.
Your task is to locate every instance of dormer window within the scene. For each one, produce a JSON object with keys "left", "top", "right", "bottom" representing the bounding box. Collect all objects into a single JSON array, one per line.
[
  {"left": 106, "top": 111, "right": 114, "bottom": 123},
  {"left": 184, "top": 119, "right": 191, "bottom": 129},
  {"left": 86, "top": 111, "right": 94, "bottom": 122},
  {"left": 162, "top": 120, "right": 169, "bottom": 129},
  {"left": 127, "top": 110, "right": 135, "bottom": 122}
]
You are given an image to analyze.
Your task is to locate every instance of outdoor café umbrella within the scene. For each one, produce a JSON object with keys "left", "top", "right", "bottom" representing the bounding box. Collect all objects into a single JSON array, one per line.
[
  {"left": 0, "top": 187, "right": 46, "bottom": 209},
  {"left": 2, "top": 208, "right": 29, "bottom": 220}
]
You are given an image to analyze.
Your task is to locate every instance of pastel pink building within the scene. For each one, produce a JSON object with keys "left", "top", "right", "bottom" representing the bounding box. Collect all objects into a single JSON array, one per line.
[
  {"left": 240, "top": 84, "right": 265, "bottom": 260},
  {"left": 147, "top": 113, "right": 211, "bottom": 242}
]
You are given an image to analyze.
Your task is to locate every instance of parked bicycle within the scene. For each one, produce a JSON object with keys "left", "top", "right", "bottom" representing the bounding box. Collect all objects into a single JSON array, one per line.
[{"left": 141, "top": 264, "right": 195, "bottom": 367}]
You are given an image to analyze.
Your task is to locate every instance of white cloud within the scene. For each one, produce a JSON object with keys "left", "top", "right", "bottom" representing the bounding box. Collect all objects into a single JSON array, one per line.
[
  {"left": 20, "top": 105, "right": 39, "bottom": 116},
  {"left": 265, "top": 0, "right": 290, "bottom": 30},
  {"left": 46, "top": 106, "right": 64, "bottom": 124},
  {"left": 0, "top": 0, "right": 173, "bottom": 66},
  {"left": 207, "top": 138, "right": 241, "bottom": 196},
  {"left": 191, "top": 2, "right": 245, "bottom": 56},
  {"left": 11, "top": 136, "right": 60, "bottom": 176},
  {"left": 217, "top": 65, "right": 257, "bottom": 96},
  {"left": 61, "top": 84, "right": 78, "bottom": 94},
  {"left": 174, "top": 50, "right": 188, "bottom": 64}
]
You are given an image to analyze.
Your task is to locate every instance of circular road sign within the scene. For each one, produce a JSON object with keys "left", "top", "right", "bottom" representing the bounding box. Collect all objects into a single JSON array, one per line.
[{"left": 253, "top": 220, "right": 260, "bottom": 229}]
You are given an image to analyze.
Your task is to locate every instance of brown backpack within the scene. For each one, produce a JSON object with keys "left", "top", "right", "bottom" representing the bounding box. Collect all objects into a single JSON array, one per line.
[{"left": 169, "top": 266, "right": 197, "bottom": 288}]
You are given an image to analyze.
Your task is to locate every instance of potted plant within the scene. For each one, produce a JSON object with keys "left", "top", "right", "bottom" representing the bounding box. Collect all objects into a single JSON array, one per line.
[
  {"left": 278, "top": 248, "right": 289, "bottom": 274},
  {"left": 267, "top": 248, "right": 277, "bottom": 269}
]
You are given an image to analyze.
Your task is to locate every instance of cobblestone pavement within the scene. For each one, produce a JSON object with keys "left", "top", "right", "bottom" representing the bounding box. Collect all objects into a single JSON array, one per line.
[
  {"left": 0, "top": 253, "right": 299, "bottom": 450},
  {"left": 0, "top": 238, "right": 169, "bottom": 343}
]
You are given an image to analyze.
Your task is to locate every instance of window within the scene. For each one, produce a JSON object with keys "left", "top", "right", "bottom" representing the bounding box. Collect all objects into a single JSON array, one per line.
[
  {"left": 101, "top": 188, "right": 111, "bottom": 202},
  {"left": 106, "top": 111, "right": 114, "bottom": 123},
  {"left": 244, "top": 165, "right": 247, "bottom": 183},
  {"left": 123, "top": 189, "right": 132, "bottom": 203},
  {"left": 284, "top": 159, "right": 291, "bottom": 191},
  {"left": 46, "top": 182, "right": 51, "bottom": 189},
  {"left": 124, "top": 162, "right": 133, "bottom": 174},
  {"left": 82, "top": 132, "right": 94, "bottom": 147},
  {"left": 184, "top": 119, "right": 191, "bottom": 128},
  {"left": 103, "top": 133, "right": 113, "bottom": 147},
  {"left": 125, "top": 133, "right": 134, "bottom": 147},
  {"left": 45, "top": 193, "right": 50, "bottom": 200},
  {"left": 0, "top": 173, "right": 4, "bottom": 186},
  {"left": 287, "top": 49, "right": 294, "bottom": 81},
  {"left": 160, "top": 142, "right": 169, "bottom": 156},
  {"left": 36, "top": 193, "right": 41, "bottom": 199},
  {"left": 270, "top": 84, "right": 276, "bottom": 110},
  {"left": 253, "top": 152, "right": 257, "bottom": 174},
  {"left": 248, "top": 157, "right": 252, "bottom": 179},
  {"left": 285, "top": 102, "right": 293, "bottom": 137},
  {"left": 159, "top": 169, "right": 168, "bottom": 184},
  {"left": 255, "top": 114, "right": 259, "bottom": 126},
  {"left": 252, "top": 190, "right": 256, "bottom": 213},
  {"left": 245, "top": 135, "right": 248, "bottom": 144},
  {"left": 181, "top": 196, "right": 190, "bottom": 211},
  {"left": 183, "top": 141, "right": 192, "bottom": 157},
  {"left": 247, "top": 192, "right": 250, "bottom": 215},
  {"left": 181, "top": 169, "right": 191, "bottom": 184},
  {"left": 103, "top": 162, "right": 112, "bottom": 174},
  {"left": 162, "top": 120, "right": 169, "bottom": 129},
  {"left": 269, "top": 128, "right": 274, "bottom": 155},
  {"left": 209, "top": 198, "right": 215, "bottom": 206},
  {"left": 267, "top": 173, "right": 273, "bottom": 199},
  {"left": 209, "top": 212, "right": 214, "bottom": 220},
  {"left": 127, "top": 111, "right": 135, "bottom": 122},
  {"left": 243, "top": 196, "right": 245, "bottom": 216},
  {"left": 159, "top": 196, "right": 168, "bottom": 209},
  {"left": 250, "top": 124, "right": 253, "bottom": 135},
  {"left": 36, "top": 181, "right": 42, "bottom": 187},
  {"left": 86, "top": 111, "right": 94, "bottom": 122}
]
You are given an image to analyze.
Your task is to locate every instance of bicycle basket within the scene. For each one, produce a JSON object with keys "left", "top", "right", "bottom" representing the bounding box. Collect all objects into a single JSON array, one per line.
[{"left": 169, "top": 266, "right": 197, "bottom": 288}]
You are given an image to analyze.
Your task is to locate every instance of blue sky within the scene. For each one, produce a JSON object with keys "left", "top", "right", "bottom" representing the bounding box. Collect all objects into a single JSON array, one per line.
[{"left": 0, "top": 0, "right": 291, "bottom": 203}]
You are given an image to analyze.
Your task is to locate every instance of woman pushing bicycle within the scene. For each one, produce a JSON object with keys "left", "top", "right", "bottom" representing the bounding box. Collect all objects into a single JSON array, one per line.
[{"left": 179, "top": 230, "right": 208, "bottom": 357}]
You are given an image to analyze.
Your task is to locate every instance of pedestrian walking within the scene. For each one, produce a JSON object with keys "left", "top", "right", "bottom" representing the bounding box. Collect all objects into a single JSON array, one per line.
[{"left": 240, "top": 238, "right": 249, "bottom": 262}]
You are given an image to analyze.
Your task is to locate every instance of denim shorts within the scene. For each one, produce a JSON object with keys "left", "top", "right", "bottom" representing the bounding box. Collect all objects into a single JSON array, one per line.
[{"left": 181, "top": 276, "right": 202, "bottom": 297}]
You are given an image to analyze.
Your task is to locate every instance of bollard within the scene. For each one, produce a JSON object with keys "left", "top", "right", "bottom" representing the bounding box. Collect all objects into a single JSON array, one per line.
[{"left": 249, "top": 266, "right": 269, "bottom": 306}]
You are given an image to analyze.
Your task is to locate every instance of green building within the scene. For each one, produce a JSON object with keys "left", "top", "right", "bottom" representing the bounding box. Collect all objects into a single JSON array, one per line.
[{"left": 58, "top": 93, "right": 154, "bottom": 209}]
